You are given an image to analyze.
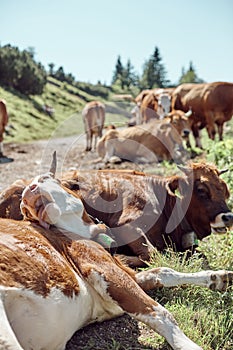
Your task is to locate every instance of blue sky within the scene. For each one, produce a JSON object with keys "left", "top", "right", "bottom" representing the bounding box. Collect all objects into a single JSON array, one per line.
[{"left": 1, "top": 0, "right": 233, "bottom": 85}]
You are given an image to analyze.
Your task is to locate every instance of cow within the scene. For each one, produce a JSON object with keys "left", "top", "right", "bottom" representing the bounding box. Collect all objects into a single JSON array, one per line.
[
  {"left": 1, "top": 161, "right": 232, "bottom": 268},
  {"left": 1, "top": 155, "right": 232, "bottom": 350},
  {"left": 140, "top": 91, "right": 161, "bottom": 123},
  {"left": 0, "top": 99, "right": 14, "bottom": 163},
  {"left": 133, "top": 88, "right": 173, "bottom": 124},
  {"left": 0, "top": 100, "right": 8, "bottom": 156},
  {"left": 82, "top": 100, "right": 105, "bottom": 151},
  {"left": 171, "top": 82, "right": 233, "bottom": 148},
  {"left": 97, "top": 112, "right": 191, "bottom": 163},
  {"left": 58, "top": 162, "right": 233, "bottom": 267}
]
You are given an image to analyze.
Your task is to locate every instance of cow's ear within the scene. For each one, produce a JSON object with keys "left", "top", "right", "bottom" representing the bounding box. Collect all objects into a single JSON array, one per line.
[
  {"left": 166, "top": 177, "right": 189, "bottom": 198},
  {"left": 49, "top": 151, "right": 57, "bottom": 177},
  {"left": 166, "top": 178, "right": 179, "bottom": 196}
]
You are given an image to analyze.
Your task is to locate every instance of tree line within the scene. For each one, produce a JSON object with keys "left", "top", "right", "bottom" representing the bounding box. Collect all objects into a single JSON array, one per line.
[
  {"left": 0, "top": 44, "right": 204, "bottom": 96},
  {"left": 111, "top": 46, "right": 204, "bottom": 91}
]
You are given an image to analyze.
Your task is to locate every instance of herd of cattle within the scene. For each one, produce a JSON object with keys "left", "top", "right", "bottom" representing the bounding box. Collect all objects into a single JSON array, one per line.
[
  {"left": 82, "top": 81, "right": 233, "bottom": 163},
  {"left": 0, "top": 81, "right": 233, "bottom": 350}
]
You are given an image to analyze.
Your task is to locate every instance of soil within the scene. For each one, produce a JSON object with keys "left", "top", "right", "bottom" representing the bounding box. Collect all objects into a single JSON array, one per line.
[{"left": 0, "top": 136, "right": 169, "bottom": 350}]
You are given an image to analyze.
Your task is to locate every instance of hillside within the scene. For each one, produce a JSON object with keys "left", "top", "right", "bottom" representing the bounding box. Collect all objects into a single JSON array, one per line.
[{"left": 1, "top": 77, "right": 133, "bottom": 143}]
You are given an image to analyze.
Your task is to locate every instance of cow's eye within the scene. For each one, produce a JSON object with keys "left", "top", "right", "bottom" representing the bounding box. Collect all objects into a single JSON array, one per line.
[
  {"left": 196, "top": 185, "right": 210, "bottom": 199},
  {"left": 38, "top": 175, "right": 51, "bottom": 182}
]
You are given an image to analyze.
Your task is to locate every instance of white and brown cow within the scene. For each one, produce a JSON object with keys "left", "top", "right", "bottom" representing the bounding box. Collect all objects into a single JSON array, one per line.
[
  {"left": 82, "top": 100, "right": 105, "bottom": 151},
  {"left": 1, "top": 156, "right": 233, "bottom": 350}
]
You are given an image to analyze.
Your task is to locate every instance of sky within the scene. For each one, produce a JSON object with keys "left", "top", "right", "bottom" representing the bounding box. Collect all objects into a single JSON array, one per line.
[{"left": 1, "top": 0, "right": 233, "bottom": 86}]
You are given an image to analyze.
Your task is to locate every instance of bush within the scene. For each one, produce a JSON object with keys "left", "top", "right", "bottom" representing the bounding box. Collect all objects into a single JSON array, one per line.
[
  {"left": 0, "top": 44, "right": 47, "bottom": 95},
  {"left": 206, "top": 139, "right": 233, "bottom": 209}
]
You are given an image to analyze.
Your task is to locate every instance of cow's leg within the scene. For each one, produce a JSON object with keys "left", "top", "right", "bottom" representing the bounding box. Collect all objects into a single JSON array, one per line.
[
  {"left": 82, "top": 249, "right": 201, "bottom": 349},
  {"left": 216, "top": 122, "right": 224, "bottom": 141},
  {"left": 192, "top": 125, "right": 203, "bottom": 149},
  {"left": 135, "top": 267, "right": 233, "bottom": 292},
  {"left": 103, "top": 140, "right": 115, "bottom": 163},
  {"left": 85, "top": 133, "right": 90, "bottom": 151},
  {"left": 205, "top": 111, "right": 216, "bottom": 140},
  {"left": 0, "top": 293, "right": 24, "bottom": 350},
  {"left": 0, "top": 141, "right": 4, "bottom": 157}
]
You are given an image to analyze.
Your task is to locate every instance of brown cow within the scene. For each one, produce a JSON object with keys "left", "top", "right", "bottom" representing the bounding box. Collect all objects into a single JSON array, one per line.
[
  {"left": 82, "top": 100, "right": 105, "bottom": 151},
  {"left": 60, "top": 163, "right": 233, "bottom": 267},
  {"left": 97, "top": 112, "right": 190, "bottom": 163},
  {"left": 0, "top": 99, "right": 11, "bottom": 162},
  {"left": 0, "top": 162, "right": 233, "bottom": 269},
  {"left": 133, "top": 88, "right": 174, "bottom": 124},
  {"left": 3, "top": 158, "right": 233, "bottom": 350},
  {"left": 171, "top": 82, "right": 233, "bottom": 148},
  {"left": 140, "top": 91, "right": 161, "bottom": 123}
]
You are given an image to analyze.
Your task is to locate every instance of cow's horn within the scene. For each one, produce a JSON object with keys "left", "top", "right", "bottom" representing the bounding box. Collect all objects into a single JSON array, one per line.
[
  {"left": 185, "top": 109, "right": 192, "bottom": 117},
  {"left": 219, "top": 168, "right": 228, "bottom": 175},
  {"left": 177, "top": 164, "right": 190, "bottom": 175},
  {"left": 49, "top": 151, "right": 57, "bottom": 177}
]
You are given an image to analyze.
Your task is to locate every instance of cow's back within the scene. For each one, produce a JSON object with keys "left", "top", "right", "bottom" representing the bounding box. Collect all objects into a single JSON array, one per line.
[
  {"left": 171, "top": 83, "right": 203, "bottom": 111},
  {"left": 203, "top": 82, "right": 233, "bottom": 118}
]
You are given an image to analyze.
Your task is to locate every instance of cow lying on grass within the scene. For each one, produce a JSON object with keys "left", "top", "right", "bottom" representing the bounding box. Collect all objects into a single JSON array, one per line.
[
  {"left": 0, "top": 162, "right": 233, "bottom": 268},
  {"left": 97, "top": 112, "right": 190, "bottom": 163},
  {"left": 0, "top": 156, "right": 232, "bottom": 350},
  {"left": 61, "top": 163, "right": 233, "bottom": 267}
]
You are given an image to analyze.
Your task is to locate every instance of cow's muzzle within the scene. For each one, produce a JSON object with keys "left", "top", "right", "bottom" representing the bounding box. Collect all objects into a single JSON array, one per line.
[{"left": 211, "top": 212, "right": 233, "bottom": 233}]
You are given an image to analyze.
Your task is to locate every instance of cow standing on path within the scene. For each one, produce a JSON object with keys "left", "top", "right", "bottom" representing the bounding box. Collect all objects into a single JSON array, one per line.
[
  {"left": 0, "top": 155, "right": 232, "bottom": 350},
  {"left": 82, "top": 101, "right": 105, "bottom": 151}
]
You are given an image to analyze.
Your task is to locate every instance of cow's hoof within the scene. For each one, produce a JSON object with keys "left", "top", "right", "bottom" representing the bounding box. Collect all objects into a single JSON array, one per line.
[
  {"left": 0, "top": 156, "right": 14, "bottom": 164},
  {"left": 209, "top": 271, "right": 233, "bottom": 291}
]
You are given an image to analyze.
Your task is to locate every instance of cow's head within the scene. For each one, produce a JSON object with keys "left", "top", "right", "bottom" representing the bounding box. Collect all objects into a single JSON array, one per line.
[
  {"left": 167, "top": 110, "right": 191, "bottom": 140},
  {"left": 20, "top": 152, "right": 107, "bottom": 239},
  {"left": 177, "top": 163, "right": 233, "bottom": 239}
]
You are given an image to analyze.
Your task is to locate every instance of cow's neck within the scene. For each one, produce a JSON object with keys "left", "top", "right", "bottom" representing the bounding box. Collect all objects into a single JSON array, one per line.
[{"left": 54, "top": 214, "right": 101, "bottom": 240}]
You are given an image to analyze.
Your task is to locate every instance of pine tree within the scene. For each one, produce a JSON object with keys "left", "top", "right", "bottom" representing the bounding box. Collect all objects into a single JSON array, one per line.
[
  {"left": 140, "top": 47, "right": 169, "bottom": 89},
  {"left": 112, "top": 56, "right": 124, "bottom": 85},
  {"left": 179, "top": 61, "right": 204, "bottom": 84}
]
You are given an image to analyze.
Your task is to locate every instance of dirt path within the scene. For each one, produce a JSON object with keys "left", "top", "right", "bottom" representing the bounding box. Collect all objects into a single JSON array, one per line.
[{"left": 0, "top": 133, "right": 156, "bottom": 191}]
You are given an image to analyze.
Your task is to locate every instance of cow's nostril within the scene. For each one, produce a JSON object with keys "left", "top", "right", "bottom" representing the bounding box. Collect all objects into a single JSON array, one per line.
[
  {"left": 23, "top": 198, "right": 28, "bottom": 205},
  {"left": 29, "top": 184, "right": 37, "bottom": 192},
  {"left": 222, "top": 213, "right": 233, "bottom": 226}
]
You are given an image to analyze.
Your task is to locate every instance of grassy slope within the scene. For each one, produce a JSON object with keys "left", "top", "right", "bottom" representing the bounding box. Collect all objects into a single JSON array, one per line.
[{"left": 1, "top": 77, "right": 131, "bottom": 143}]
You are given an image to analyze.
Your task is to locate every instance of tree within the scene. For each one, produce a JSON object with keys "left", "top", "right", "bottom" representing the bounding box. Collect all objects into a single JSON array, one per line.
[
  {"left": 123, "top": 59, "right": 138, "bottom": 89},
  {"left": 48, "top": 63, "right": 55, "bottom": 76},
  {"left": 178, "top": 61, "right": 204, "bottom": 84},
  {"left": 140, "top": 47, "right": 169, "bottom": 89},
  {"left": 54, "top": 66, "right": 66, "bottom": 81},
  {"left": 0, "top": 44, "right": 47, "bottom": 95},
  {"left": 112, "top": 56, "right": 124, "bottom": 85}
]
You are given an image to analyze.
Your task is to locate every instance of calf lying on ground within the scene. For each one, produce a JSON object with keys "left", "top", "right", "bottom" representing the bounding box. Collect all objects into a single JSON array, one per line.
[{"left": 1, "top": 156, "right": 232, "bottom": 350}]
